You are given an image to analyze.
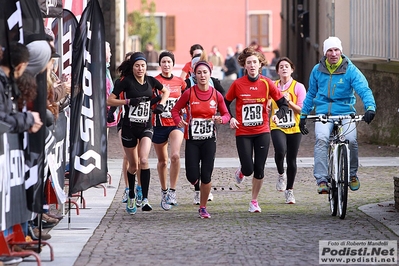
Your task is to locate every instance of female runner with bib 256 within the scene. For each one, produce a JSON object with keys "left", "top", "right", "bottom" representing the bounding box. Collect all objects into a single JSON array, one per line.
[{"left": 108, "top": 52, "right": 170, "bottom": 214}]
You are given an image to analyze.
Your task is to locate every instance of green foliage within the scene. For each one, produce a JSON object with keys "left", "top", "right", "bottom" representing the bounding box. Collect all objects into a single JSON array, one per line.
[{"left": 127, "top": 0, "right": 158, "bottom": 51}]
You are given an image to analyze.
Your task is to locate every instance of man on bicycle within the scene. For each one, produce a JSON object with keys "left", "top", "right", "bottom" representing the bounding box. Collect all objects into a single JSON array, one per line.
[{"left": 299, "top": 36, "right": 376, "bottom": 194}]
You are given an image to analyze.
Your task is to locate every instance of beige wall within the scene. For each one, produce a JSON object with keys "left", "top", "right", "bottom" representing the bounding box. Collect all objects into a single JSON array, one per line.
[{"left": 334, "top": 0, "right": 350, "bottom": 56}]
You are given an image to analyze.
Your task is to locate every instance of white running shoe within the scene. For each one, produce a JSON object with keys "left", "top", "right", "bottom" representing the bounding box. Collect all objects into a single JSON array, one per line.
[
  {"left": 285, "top": 189, "right": 296, "bottom": 204},
  {"left": 161, "top": 190, "right": 171, "bottom": 211},
  {"left": 193, "top": 191, "right": 200, "bottom": 205},
  {"left": 276, "top": 174, "right": 286, "bottom": 192},
  {"left": 235, "top": 168, "right": 245, "bottom": 184},
  {"left": 248, "top": 200, "right": 261, "bottom": 213},
  {"left": 121, "top": 188, "right": 129, "bottom": 203},
  {"left": 208, "top": 192, "right": 214, "bottom": 201},
  {"left": 167, "top": 189, "right": 177, "bottom": 205},
  {"left": 141, "top": 198, "right": 153, "bottom": 211}
]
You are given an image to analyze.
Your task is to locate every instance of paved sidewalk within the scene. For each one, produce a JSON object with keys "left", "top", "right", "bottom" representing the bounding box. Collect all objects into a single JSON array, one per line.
[{"left": 20, "top": 157, "right": 399, "bottom": 265}]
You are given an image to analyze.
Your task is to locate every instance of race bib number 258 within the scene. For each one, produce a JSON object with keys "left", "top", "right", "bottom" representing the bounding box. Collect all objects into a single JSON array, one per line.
[{"left": 242, "top": 103, "right": 263, "bottom": 126}]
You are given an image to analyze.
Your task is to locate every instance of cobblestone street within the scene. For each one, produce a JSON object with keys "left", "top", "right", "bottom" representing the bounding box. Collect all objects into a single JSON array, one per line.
[{"left": 71, "top": 124, "right": 399, "bottom": 265}]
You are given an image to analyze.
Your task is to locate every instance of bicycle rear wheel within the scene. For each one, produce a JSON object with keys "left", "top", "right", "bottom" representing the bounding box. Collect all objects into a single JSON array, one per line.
[
  {"left": 328, "top": 146, "right": 337, "bottom": 216},
  {"left": 337, "top": 145, "right": 349, "bottom": 219}
]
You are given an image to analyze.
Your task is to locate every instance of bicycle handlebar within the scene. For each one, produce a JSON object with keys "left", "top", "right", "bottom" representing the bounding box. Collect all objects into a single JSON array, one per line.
[{"left": 306, "top": 114, "right": 364, "bottom": 123}]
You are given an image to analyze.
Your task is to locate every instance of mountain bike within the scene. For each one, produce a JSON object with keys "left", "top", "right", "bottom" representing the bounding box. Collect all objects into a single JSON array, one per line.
[{"left": 307, "top": 114, "right": 364, "bottom": 219}]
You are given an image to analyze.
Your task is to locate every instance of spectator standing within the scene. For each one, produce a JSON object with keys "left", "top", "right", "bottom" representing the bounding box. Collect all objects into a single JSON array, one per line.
[
  {"left": 270, "top": 57, "right": 306, "bottom": 204},
  {"left": 144, "top": 42, "right": 159, "bottom": 71},
  {"left": 105, "top": 42, "right": 117, "bottom": 129},
  {"left": 269, "top": 49, "right": 281, "bottom": 79},
  {"left": 0, "top": 42, "right": 44, "bottom": 243},
  {"left": 249, "top": 40, "right": 264, "bottom": 54},
  {"left": 222, "top": 46, "right": 240, "bottom": 80},
  {"left": 208, "top": 45, "right": 224, "bottom": 67},
  {"left": 234, "top": 43, "right": 243, "bottom": 59}
]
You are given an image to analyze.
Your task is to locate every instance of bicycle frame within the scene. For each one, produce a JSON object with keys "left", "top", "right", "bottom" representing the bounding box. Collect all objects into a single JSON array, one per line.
[{"left": 307, "top": 114, "right": 363, "bottom": 219}]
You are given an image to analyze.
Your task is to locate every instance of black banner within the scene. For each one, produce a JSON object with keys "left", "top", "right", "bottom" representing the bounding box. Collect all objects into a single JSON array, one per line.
[
  {"left": 51, "top": 9, "right": 78, "bottom": 76},
  {"left": 0, "top": 0, "right": 23, "bottom": 48},
  {"left": 38, "top": 0, "right": 63, "bottom": 18},
  {"left": 21, "top": 0, "right": 47, "bottom": 213},
  {"left": 47, "top": 111, "right": 67, "bottom": 203},
  {"left": 69, "top": 0, "right": 107, "bottom": 195},
  {"left": 2, "top": 134, "right": 31, "bottom": 230}
]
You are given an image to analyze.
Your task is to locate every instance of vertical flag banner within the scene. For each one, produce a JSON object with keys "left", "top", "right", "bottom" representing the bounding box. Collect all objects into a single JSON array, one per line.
[
  {"left": 0, "top": 0, "right": 23, "bottom": 47},
  {"left": 69, "top": 0, "right": 107, "bottom": 195},
  {"left": 0, "top": 0, "right": 34, "bottom": 228},
  {"left": 21, "top": 0, "right": 47, "bottom": 213},
  {"left": 51, "top": 9, "right": 78, "bottom": 76}
]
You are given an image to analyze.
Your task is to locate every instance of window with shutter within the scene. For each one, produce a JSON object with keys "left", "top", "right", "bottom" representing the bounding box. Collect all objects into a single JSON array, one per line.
[
  {"left": 249, "top": 13, "right": 271, "bottom": 50},
  {"left": 165, "top": 15, "right": 175, "bottom": 51}
]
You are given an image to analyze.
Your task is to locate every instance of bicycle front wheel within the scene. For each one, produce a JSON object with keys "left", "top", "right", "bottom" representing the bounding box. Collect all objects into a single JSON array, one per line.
[
  {"left": 337, "top": 145, "right": 349, "bottom": 219},
  {"left": 328, "top": 146, "right": 337, "bottom": 216}
]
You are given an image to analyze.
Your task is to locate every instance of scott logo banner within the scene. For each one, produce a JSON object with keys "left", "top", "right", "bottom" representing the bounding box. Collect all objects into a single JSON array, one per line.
[{"left": 69, "top": 0, "right": 107, "bottom": 195}]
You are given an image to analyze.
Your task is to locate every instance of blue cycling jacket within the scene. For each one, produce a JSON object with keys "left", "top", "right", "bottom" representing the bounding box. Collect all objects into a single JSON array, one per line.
[{"left": 301, "top": 55, "right": 376, "bottom": 116}]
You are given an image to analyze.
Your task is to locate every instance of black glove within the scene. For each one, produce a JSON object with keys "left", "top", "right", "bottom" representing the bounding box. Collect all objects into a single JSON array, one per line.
[
  {"left": 275, "top": 97, "right": 289, "bottom": 119},
  {"left": 150, "top": 94, "right": 162, "bottom": 106},
  {"left": 363, "top": 110, "right": 375, "bottom": 124},
  {"left": 153, "top": 103, "right": 165, "bottom": 114},
  {"left": 299, "top": 118, "right": 309, "bottom": 135},
  {"left": 128, "top": 97, "right": 149, "bottom": 107},
  {"left": 128, "top": 97, "right": 141, "bottom": 106},
  {"left": 107, "top": 107, "right": 116, "bottom": 123}
]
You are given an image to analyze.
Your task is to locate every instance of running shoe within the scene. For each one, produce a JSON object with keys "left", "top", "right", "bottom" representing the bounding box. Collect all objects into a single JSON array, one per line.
[
  {"left": 317, "top": 182, "right": 329, "bottom": 194},
  {"left": 166, "top": 189, "right": 177, "bottom": 206},
  {"left": 126, "top": 197, "right": 137, "bottom": 215},
  {"left": 276, "top": 174, "right": 286, "bottom": 192},
  {"left": 198, "top": 207, "right": 211, "bottom": 219},
  {"left": 193, "top": 191, "right": 200, "bottom": 205},
  {"left": 161, "top": 190, "right": 171, "bottom": 211},
  {"left": 248, "top": 200, "right": 261, "bottom": 213},
  {"left": 136, "top": 186, "right": 143, "bottom": 207},
  {"left": 208, "top": 192, "right": 214, "bottom": 202},
  {"left": 122, "top": 187, "right": 129, "bottom": 203},
  {"left": 141, "top": 198, "right": 153, "bottom": 211},
  {"left": 349, "top": 176, "right": 360, "bottom": 191},
  {"left": 235, "top": 168, "right": 245, "bottom": 184},
  {"left": 285, "top": 189, "right": 296, "bottom": 204}
]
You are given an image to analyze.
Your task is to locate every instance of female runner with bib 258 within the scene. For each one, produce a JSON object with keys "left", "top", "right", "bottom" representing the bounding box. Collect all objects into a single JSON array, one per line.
[
  {"left": 171, "top": 61, "right": 230, "bottom": 219},
  {"left": 224, "top": 47, "right": 288, "bottom": 213},
  {"left": 108, "top": 52, "right": 170, "bottom": 214}
]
